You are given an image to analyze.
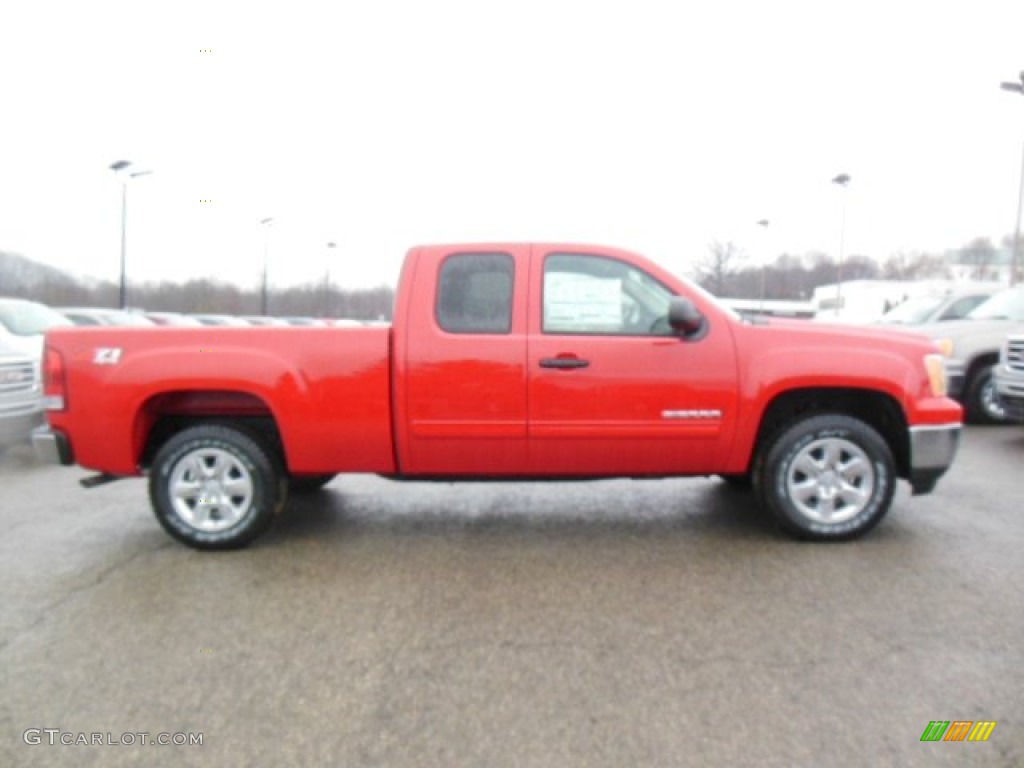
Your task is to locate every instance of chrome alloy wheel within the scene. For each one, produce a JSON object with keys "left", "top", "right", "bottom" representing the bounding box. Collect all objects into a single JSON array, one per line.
[
  {"left": 786, "top": 437, "right": 875, "bottom": 525},
  {"left": 168, "top": 448, "right": 254, "bottom": 532},
  {"left": 979, "top": 377, "right": 1007, "bottom": 422}
]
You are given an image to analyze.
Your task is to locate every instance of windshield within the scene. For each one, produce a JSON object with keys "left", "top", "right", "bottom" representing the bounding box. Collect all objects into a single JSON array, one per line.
[
  {"left": 0, "top": 301, "right": 73, "bottom": 336},
  {"left": 968, "top": 288, "right": 1024, "bottom": 321},
  {"left": 879, "top": 295, "right": 945, "bottom": 324}
]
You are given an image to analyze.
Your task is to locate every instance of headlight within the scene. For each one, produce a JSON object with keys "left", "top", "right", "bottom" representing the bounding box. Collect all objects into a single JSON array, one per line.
[
  {"left": 933, "top": 338, "right": 954, "bottom": 357},
  {"left": 924, "top": 353, "right": 948, "bottom": 397}
]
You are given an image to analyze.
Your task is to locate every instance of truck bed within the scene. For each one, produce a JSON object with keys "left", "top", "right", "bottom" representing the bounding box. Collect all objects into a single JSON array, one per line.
[{"left": 43, "top": 325, "right": 396, "bottom": 475}]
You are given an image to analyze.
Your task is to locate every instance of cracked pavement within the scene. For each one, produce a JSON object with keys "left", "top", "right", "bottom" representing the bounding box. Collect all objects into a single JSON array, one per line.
[{"left": 1, "top": 427, "right": 1022, "bottom": 767}]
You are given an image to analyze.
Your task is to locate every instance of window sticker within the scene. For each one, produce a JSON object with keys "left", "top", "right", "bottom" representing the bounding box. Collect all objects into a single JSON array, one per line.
[{"left": 545, "top": 272, "right": 622, "bottom": 330}]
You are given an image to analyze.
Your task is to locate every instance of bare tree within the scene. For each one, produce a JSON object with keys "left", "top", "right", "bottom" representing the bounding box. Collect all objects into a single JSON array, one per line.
[
  {"left": 767, "top": 252, "right": 808, "bottom": 299},
  {"left": 803, "top": 251, "right": 837, "bottom": 291},
  {"left": 960, "top": 237, "right": 999, "bottom": 280},
  {"left": 695, "top": 241, "right": 743, "bottom": 296},
  {"left": 839, "top": 254, "right": 881, "bottom": 281},
  {"left": 1001, "top": 233, "right": 1022, "bottom": 284},
  {"left": 881, "top": 251, "right": 949, "bottom": 280}
]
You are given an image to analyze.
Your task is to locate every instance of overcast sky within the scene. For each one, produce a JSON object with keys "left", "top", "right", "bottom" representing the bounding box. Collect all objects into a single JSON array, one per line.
[{"left": 1, "top": 0, "right": 1023, "bottom": 291}]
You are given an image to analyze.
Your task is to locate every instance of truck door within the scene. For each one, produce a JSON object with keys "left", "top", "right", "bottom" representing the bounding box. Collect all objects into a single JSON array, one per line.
[
  {"left": 396, "top": 246, "right": 531, "bottom": 475},
  {"left": 526, "top": 248, "right": 738, "bottom": 475}
]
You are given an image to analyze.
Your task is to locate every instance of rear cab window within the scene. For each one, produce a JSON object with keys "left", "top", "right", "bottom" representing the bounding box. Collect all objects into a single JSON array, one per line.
[{"left": 436, "top": 253, "right": 515, "bottom": 334}]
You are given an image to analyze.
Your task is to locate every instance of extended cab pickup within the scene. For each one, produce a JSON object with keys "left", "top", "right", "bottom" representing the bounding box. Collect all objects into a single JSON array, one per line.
[{"left": 33, "top": 244, "right": 962, "bottom": 549}]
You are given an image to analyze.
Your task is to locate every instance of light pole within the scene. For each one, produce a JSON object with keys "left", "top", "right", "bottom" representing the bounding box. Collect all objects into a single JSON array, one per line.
[
  {"left": 109, "top": 160, "right": 152, "bottom": 309},
  {"left": 756, "top": 219, "right": 770, "bottom": 312},
  {"left": 259, "top": 218, "right": 274, "bottom": 315},
  {"left": 832, "top": 173, "right": 851, "bottom": 313},
  {"left": 1001, "top": 71, "right": 1024, "bottom": 285},
  {"left": 323, "top": 241, "right": 337, "bottom": 316}
]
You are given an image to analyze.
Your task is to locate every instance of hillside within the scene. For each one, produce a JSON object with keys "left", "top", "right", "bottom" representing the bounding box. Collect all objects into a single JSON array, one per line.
[{"left": 0, "top": 250, "right": 84, "bottom": 296}]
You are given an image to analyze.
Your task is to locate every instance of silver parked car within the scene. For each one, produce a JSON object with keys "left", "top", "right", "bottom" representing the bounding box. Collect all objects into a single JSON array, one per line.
[
  {"left": 58, "top": 307, "right": 156, "bottom": 327},
  {"left": 145, "top": 312, "right": 205, "bottom": 327},
  {"left": 240, "top": 316, "right": 290, "bottom": 326},
  {"left": 0, "top": 298, "right": 73, "bottom": 359},
  {"left": 189, "top": 314, "right": 251, "bottom": 327},
  {"left": 876, "top": 288, "right": 996, "bottom": 326}
]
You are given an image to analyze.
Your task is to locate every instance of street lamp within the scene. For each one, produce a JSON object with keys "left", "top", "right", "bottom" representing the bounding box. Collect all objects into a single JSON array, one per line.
[
  {"left": 832, "top": 173, "right": 851, "bottom": 313},
  {"left": 756, "top": 219, "right": 770, "bottom": 312},
  {"left": 109, "top": 160, "right": 153, "bottom": 309},
  {"left": 323, "top": 241, "right": 337, "bottom": 316},
  {"left": 259, "top": 218, "right": 274, "bottom": 315},
  {"left": 1001, "top": 71, "right": 1024, "bottom": 285}
]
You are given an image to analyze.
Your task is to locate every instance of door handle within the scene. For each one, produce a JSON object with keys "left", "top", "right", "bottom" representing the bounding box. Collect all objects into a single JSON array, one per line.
[{"left": 539, "top": 357, "right": 590, "bottom": 370}]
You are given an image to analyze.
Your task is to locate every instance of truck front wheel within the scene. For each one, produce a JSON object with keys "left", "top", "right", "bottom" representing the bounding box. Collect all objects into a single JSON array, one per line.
[
  {"left": 149, "top": 424, "right": 287, "bottom": 550},
  {"left": 755, "top": 414, "right": 895, "bottom": 540},
  {"left": 965, "top": 364, "right": 1007, "bottom": 424}
]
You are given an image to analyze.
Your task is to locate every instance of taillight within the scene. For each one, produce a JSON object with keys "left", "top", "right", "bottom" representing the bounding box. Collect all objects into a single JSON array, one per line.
[{"left": 43, "top": 346, "right": 66, "bottom": 411}]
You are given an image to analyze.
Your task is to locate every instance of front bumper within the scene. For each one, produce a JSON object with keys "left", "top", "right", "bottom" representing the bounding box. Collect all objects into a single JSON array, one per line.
[
  {"left": 908, "top": 423, "right": 961, "bottom": 495},
  {"left": 994, "top": 365, "right": 1024, "bottom": 423},
  {"left": 0, "top": 405, "right": 44, "bottom": 446},
  {"left": 31, "top": 425, "right": 74, "bottom": 466}
]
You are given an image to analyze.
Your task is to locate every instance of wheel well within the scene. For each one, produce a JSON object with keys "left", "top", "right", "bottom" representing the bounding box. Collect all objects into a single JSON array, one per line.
[
  {"left": 753, "top": 388, "right": 909, "bottom": 478},
  {"left": 965, "top": 353, "right": 998, "bottom": 391},
  {"left": 137, "top": 391, "right": 286, "bottom": 470}
]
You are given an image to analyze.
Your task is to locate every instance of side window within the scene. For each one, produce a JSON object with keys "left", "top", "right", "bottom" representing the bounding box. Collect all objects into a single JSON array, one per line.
[
  {"left": 436, "top": 253, "right": 514, "bottom": 334},
  {"left": 543, "top": 253, "right": 674, "bottom": 336}
]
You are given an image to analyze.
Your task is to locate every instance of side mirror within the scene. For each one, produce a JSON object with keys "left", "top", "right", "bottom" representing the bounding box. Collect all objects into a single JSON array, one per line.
[{"left": 668, "top": 297, "right": 706, "bottom": 338}]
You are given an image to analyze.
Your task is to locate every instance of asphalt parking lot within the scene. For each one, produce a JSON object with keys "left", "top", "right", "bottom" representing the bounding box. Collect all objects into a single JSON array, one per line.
[{"left": 1, "top": 426, "right": 1022, "bottom": 767}]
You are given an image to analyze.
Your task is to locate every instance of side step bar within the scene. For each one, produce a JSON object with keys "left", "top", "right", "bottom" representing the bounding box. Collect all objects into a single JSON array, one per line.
[{"left": 80, "top": 473, "right": 123, "bottom": 489}]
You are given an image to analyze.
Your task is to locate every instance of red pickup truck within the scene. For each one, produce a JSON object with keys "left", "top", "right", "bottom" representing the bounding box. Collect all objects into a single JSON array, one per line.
[{"left": 33, "top": 243, "right": 962, "bottom": 549}]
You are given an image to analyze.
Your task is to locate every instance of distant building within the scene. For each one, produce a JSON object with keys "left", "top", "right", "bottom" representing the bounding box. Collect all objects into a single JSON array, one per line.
[{"left": 945, "top": 246, "right": 1014, "bottom": 284}]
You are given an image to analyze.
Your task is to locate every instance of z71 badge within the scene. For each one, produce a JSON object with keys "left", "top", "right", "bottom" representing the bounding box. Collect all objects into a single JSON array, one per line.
[{"left": 93, "top": 348, "right": 123, "bottom": 365}]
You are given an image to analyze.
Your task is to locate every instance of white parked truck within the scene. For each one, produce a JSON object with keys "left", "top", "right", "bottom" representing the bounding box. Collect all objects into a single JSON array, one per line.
[{"left": 995, "top": 333, "right": 1024, "bottom": 423}]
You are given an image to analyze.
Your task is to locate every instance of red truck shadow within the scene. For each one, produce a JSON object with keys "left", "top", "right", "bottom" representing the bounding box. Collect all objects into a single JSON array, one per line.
[{"left": 267, "top": 477, "right": 785, "bottom": 545}]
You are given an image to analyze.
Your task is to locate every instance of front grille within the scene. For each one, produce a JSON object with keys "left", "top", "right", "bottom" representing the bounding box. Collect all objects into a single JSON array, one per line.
[
  {"left": 1008, "top": 338, "right": 1024, "bottom": 372},
  {"left": 0, "top": 360, "right": 37, "bottom": 395}
]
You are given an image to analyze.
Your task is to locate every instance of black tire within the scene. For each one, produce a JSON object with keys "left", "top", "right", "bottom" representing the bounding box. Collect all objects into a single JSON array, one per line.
[
  {"left": 965, "top": 364, "right": 1008, "bottom": 424},
  {"left": 149, "top": 424, "right": 287, "bottom": 550},
  {"left": 755, "top": 414, "right": 895, "bottom": 541},
  {"left": 289, "top": 473, "right": 337, "bottom": 493}
]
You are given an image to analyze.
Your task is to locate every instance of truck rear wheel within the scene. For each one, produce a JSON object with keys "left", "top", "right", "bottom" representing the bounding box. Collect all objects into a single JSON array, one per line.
[
  {"left": 755, "top": 414, "right": 895, "bottom": 540},
  {"left": 149, "top": 424, "right": 287, "bottom": 550}
]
